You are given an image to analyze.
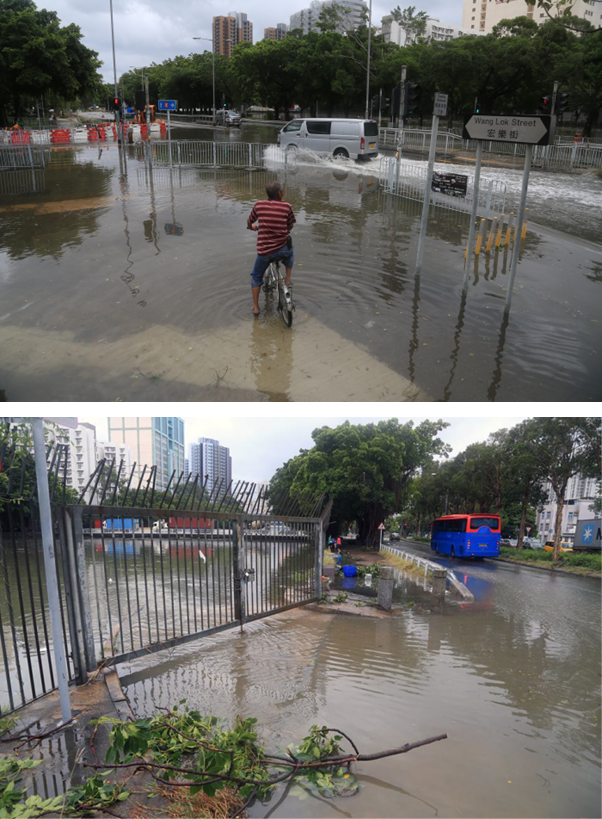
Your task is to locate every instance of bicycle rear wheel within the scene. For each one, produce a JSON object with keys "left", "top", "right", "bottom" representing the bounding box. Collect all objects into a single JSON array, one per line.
[{"left": 278, "top": 278, "right": 294, "bottom": 327}]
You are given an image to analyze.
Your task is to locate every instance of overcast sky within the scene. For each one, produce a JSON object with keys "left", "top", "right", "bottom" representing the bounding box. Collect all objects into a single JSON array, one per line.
[
  {"left": 43, "top": 0, "right": 465, "bottom": 84},
  {"left": 80, "top": 413, "right": 531, "bottom": 483}
]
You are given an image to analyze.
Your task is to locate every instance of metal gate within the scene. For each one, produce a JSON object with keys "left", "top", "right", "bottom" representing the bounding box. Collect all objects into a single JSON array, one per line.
[{"left": 0, "top": 436, "right": 329, "bottom": 715}]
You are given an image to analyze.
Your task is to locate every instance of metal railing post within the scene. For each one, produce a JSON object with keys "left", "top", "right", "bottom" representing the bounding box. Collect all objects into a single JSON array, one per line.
[
  {"left": 232, "top": 519, "right": 245, "bottom": 626},
  {"left": 70, "top": 507, "right": 97, "bottom": 671}
]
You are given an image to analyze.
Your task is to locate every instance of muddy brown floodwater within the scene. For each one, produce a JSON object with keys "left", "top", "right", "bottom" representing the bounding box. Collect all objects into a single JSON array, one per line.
[
  {"left": 0, "top": 136, "right": 601, "bottom": 401},
  {"left": 119, "top": 560, "right": 601, "bottom": 818}
]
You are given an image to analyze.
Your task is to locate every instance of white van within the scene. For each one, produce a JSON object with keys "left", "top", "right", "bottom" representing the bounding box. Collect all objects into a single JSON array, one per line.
[{"left": 277, "top": 118, "right": 379, "bottom": 160}]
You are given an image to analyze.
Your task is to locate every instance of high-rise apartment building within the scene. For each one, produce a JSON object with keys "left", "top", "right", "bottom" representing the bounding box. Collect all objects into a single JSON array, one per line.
[
  {"left": 108, "top": 417, "right": 185, "bottom": 491},
  {"left": 189, "top": 437, "right": 232, "bottom": 499},
  {"left": 290, "top": 0, "right": 367, "bottom": 34},
  {"left": 213, "top": 11, "right": 253, "bottom": 57},
  {"left": 264, "top": 23, "right": 288, "bottom": 39},
  {"left": 461, "top": 0, "right": 601, "bottom": 34}
]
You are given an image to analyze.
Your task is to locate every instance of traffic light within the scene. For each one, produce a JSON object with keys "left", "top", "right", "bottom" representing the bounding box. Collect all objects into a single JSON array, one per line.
[
  {"left": 392, "top": 85, "right": 401, "bottom": 118},
  {"left": 371, "top": 95, "right": 379, "bottom": 116},
  {"left": 380, "top": 96, "right": 390, "bottom": 111},
  {"left": 474, "top": 98, "right": 480, "bottom": 114},
  {"left": 112, "top": 97, "right": 121, "bottom": 111},
  {"left": 555, "top": 92, "right": 568, "bottom": 115},
  {"left": 539, "top": 94, "right": 552, "bottom": 114},
  {"left": 403, "top": 81, "right": 421, "bottom": 117}
]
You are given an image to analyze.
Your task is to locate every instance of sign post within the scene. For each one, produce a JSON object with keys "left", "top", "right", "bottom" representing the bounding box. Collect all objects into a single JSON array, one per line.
[
  {"left": 158, "top": 100, "right": 177, "bottom": 168},
  {"left": 378, "top": 521, "right": 385, "bottom": 550},
  {"left": 415, "top": 95, "right": 446, "bottom": 276},
  {"left": 461, "top": 114, "right": 554, "bottom": 311}
]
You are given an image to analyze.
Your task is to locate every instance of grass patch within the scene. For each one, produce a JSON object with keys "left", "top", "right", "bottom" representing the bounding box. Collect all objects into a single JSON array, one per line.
[
  {"left": 499, "top": 546, "right": 601, "bottom": 575},
  {"left": 386, "top": 554, "right": 431, "bottom": 578}
]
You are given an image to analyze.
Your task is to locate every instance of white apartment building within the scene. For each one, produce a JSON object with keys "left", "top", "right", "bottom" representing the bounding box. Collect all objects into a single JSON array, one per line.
[
  {"left": 537, "top": 475, "right": 601, "bottom": 542},
  {"left": 462, "top": 0, "right": 602, "bottom": 34},
  {"left": 97, "top": 440, "right": 133, "bottom": 472},
  {"left": 381, "top": 14, "right": 483, "bottom": 46},
  {"left": 189, "top": 437, "right": 233, "bottom": 500},
  {"left": 42, "top": 419, "right": 98, "bottom": 499},
  {"left": 290, "top": 0, "right": 367, "bottom": 34}
]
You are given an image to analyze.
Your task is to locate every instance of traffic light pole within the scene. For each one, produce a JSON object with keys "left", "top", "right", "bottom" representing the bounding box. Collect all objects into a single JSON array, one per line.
[
  {"left": 378, "top": 88, "right": 382, "bottom": 127},
  {"left": 109, "top": 0, "right": 122, "bottom": 144},
  {"left": 395, "top": 65, "right": 406, "bottom": 194}
]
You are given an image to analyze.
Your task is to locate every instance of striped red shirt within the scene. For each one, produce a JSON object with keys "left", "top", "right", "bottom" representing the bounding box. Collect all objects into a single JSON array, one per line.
[{"left": 248, "top": 199, "right": 296, "bottom": 256}]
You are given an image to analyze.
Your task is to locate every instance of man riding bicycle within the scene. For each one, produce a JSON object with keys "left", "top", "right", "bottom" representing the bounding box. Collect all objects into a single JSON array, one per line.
[{"left": 247, "top": 180, "right": 296, "bottom": 316}]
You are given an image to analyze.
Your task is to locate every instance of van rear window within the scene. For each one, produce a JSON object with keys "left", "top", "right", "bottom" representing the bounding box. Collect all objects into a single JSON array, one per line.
[
  {"left": 306, "top": 121, "right": 331, "bottom": 135},
  {"left": 364, "top": 122, "right": 379, "bottom": 137}
]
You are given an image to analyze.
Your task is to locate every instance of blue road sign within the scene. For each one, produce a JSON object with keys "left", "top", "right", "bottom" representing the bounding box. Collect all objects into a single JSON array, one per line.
[{"left": 158, "top": 100, "right": 177, "bottom": 111}]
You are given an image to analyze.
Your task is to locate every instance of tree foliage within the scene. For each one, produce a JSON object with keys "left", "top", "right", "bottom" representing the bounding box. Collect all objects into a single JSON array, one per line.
[
  {"left": 0, "top": 0, "right": 102, "bottom": 125},
  {"left": 269, "top": 419, "right": 450, "bottom": 545}
]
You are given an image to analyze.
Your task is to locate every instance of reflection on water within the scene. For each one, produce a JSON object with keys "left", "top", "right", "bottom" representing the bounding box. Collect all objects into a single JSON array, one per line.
[
  {"left": 121, "top": 563, "right": 601, "bottom": 819},
  {"left": 0, "top": 143, "right": 600, "bottom": 401}
]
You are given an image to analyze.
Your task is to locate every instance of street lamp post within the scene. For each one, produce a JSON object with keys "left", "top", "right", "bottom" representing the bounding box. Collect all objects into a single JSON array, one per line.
[
  {"left": 193, "top": 35, "right": 233, "bottom": 125},
  {"left": 364, "top": 0, "right": 373, "bottom": 119}
]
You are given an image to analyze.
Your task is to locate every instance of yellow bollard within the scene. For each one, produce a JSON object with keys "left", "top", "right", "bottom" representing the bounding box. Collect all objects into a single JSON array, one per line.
[
  {"left": 486, "top": 216, "right": 497, "bottom": 253},
  {"left": 495, "top": 214, "right": 504, "bottom": 248},
  {"left": 504, "top": 213, "right": 514, "bottom": 246},
  {"left": 521, "top": 207, "right": 529, "bottom": 239},
  {"left": 475, "top": 218, "right": 487, "bottom": 255}
]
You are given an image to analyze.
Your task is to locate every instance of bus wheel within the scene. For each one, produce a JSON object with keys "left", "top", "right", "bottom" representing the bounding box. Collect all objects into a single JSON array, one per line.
[{"left": 451, "top": 546, "right": 455, "bottom": 558}]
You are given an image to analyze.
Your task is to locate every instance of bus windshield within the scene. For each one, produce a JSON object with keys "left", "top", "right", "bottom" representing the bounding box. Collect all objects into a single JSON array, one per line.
[{"left": 469, "top": 516, "right": 500, "bottom": 530}]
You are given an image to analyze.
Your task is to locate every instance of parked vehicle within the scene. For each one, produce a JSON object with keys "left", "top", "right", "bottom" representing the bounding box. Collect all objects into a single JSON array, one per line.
[
  {"left": 523, "top": 538, "right": 543, "bottom": 549},
  {"left": 215, "top": 109, "right": 241, "bottom": 127},
  {"left": 431, "top": 514, "right": 501, "bottom": 559},
  {"left": 277, "top": 118, "right": 379, "bottom": 160},
  {"left": 543, "top": 541, "right": 573, "bottom": 553}
]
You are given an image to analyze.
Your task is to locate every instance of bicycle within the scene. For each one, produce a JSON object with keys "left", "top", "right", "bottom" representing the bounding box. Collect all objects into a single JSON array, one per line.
[{"left": 262, "top": 258, "right": 294, "bottom": 327}]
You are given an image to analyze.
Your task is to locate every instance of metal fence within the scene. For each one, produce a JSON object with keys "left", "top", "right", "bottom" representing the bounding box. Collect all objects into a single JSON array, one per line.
[
  {"left": 379, "top": 127, "right": 602, "bottom": 171},
  {"left": 0, "top": 430, "right": 329, "bottom": 715},
  {"left": 0, "top": 144, "right": 47, "bottom": 170},
  {"left": 135, "top": 140, "right": 291, "bottom": 169},
  {"left": 379, "top": 156, "right": 507, "bottom": 218}
]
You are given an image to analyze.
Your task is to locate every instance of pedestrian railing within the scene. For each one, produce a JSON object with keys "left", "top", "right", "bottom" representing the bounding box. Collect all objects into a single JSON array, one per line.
[
  {"left": 379, "top": 128, "right": 464, "bottom": 152},
  {"left": 379, "top": 156, "right": 507, "bottom": 218},
  {"left": 380, "top": 542, "right": 474, "bottom": 601},
  {"left": 136, "top": 140, "right": 295, "bottom": 170},
  {"left": 379, "top": 127, "right": 602, "bottom": 171},
  {"left": 0, "top": 144, "right": 48, "bottom": 170}
]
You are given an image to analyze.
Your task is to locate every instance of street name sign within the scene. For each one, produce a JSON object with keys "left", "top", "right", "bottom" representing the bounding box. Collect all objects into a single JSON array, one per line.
[
  {"left": 463, "top": 114, "right": 552, "bottom": 145},
  {"left": 433, "top": 92, "right": 448, "bottom": 117},
  {"left": 158, "top": 100, "right": 177, "bottom": 111}
]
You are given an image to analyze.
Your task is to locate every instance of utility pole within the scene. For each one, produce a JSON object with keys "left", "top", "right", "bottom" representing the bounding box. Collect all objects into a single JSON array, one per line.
[
  {"left": 378, "top": 88, "right": 382, "bottom": 128},
  {"left": 32, "top": 419, "right": 72, "bottom": 723},
  {"left": 364, "top": 0, "right": 373, "bottom": 118},
  {"left": 395, "top": 65, "right": 406, "bottom": 193},
  {"left": 109, "top": 0, "right": 121, "bottom": 144}
]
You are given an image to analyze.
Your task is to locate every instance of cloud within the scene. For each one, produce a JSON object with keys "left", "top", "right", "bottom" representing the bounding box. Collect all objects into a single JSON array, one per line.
[{"left": 45, "top": 0, "right": 464, "bottom": 82}]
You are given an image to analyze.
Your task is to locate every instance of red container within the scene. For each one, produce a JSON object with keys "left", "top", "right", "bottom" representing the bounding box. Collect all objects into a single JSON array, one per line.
[{"left": 50, "top": 129, "right": 70, "bottom": 144}]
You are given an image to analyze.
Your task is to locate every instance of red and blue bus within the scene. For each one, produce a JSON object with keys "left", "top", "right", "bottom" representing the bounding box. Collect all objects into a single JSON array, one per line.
[{"left": 430, "top": 514, "right": 501, "bottom": 559}]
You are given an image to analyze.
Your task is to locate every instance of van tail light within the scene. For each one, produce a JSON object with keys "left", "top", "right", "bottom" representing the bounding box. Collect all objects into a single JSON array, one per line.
[{"left": 360, "top": 137, "right": 365, "bottom": 150}]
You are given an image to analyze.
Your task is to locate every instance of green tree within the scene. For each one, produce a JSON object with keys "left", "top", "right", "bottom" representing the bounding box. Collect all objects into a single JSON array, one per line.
[
  {"left": 0, "top": 0, "right": 101, "bottom": 126},
  {"left": 520, "top": 418, "right": 601, "bottom": 561},
  {"left": 390, "top": 5, "right": 429, "bottom": 42},
  {"left": 270, "top": 419, "right": 450, "bottom": 545}
]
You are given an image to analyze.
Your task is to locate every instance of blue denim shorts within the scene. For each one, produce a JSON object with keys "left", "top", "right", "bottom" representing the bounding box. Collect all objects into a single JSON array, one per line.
[{"left": 251, "top": 244, "right": 294, "bottom": 287}]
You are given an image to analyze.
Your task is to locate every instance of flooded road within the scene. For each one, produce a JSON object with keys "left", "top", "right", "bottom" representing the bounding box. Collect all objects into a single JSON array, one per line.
[
  {"left": 0, "top": 130, "right": 600, "bottom": 401},
  {"left": 119, "top": 562, "right": 601, "bottom": 818}
]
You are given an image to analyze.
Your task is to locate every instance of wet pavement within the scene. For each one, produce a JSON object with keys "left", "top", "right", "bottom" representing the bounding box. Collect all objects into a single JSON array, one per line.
[{"left": 0, "top": 136, "right": 600, "bottom": 401}]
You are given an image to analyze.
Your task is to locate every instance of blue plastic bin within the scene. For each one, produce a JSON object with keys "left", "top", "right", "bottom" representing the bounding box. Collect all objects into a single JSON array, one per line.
[{"left": 342, "top": 565, "right": 357, "bottom": 578}]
